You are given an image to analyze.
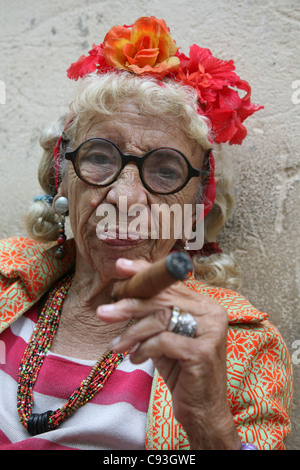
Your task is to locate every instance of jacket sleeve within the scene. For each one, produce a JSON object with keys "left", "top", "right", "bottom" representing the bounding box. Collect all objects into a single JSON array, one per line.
[
  {"left": 227, "top": 320, "right": 293, "bottom": 450},
  {"left": 0, "top": 237, "right": 75, "bottom": 334}
]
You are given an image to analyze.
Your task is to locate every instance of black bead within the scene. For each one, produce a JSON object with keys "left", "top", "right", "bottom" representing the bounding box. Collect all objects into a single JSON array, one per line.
[
  {"left": 27, "top": 414, "right": 37, "bottom": 436},
  {"left": 27, "top": 410, "right": 52, "bottom": 436}
]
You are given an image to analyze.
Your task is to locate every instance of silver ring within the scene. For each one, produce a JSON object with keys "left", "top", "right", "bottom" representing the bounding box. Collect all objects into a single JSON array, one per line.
[
  {"left": 167, "top": 307, "right": 181, "bottom": 331},
  {"left": 167, "top": 307, "right": 197, "bottom": 338}
]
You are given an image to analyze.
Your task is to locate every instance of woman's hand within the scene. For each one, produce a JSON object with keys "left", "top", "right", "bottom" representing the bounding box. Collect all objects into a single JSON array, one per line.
[{"left": 97, "top": 257, "right": 242, "bottom": 450}]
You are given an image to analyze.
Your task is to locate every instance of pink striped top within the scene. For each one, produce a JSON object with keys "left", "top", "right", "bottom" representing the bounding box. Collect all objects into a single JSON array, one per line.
[{"left": 0, "top": 305, "right": 155, "bottom": 450}]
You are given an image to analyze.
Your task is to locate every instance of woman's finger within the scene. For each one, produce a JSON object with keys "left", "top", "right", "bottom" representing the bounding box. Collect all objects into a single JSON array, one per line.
[
  {"left": 128, "top": 331, "right": 196, "bottom": 364},
  {"left": 97, "top": 286, "right": 219, "bottom": 323},
  {"left": 114, "top": 257, "right": 150, "bottom": 277},
  {"left": 110, "top": 307, "right": 172, "bottom": 351},
  {"left": 96, "top": 294, "right": 182, "bottom": 323},
  {"left": 108, "top": 302, "right": 224, "bottom": 354},
  {"left": 97, "top": 297, "right": 148, "bottom": 322}
]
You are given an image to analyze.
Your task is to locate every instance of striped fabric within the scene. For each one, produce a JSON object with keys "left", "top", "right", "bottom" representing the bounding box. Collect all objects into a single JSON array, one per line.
[{"left": 0, "top": 304, "right": 155, "bottom": 450}]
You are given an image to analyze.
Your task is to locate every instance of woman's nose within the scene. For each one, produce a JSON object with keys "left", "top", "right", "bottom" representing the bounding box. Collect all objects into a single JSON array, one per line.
[{"left": 105, "top": 163, "right": 148, "bottom": 208}]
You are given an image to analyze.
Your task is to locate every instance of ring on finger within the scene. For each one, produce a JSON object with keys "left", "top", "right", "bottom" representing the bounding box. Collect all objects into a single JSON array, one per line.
[
  {"left": 167, "top": 307, "right": 197, "bottom": 338},
  {"left": 167, "top": 306, "right": 181, "bottom": 332}
]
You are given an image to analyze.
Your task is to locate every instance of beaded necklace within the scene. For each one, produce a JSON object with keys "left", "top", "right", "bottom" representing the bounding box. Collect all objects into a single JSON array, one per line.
[{"left": 17, "top": 271, "right": 129, "bottom": 436}]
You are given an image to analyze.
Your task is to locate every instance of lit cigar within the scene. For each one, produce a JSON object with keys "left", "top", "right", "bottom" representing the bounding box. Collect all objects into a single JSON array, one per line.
[{"left": 112, "top": 252, "right": 193, "bottom": 300}]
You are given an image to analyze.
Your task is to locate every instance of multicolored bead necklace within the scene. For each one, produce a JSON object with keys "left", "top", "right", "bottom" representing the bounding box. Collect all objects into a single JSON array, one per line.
[{"left": 17, "top": 271, "right": 129, "bottom": 436}]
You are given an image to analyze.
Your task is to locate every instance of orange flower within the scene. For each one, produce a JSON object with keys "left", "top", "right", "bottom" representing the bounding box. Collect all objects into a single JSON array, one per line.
[{"left": 103, "top": 17, "right": 180, "bottom": 78}]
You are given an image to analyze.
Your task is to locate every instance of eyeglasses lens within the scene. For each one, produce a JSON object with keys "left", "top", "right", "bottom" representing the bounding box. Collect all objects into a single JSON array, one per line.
[
  {"left": 143, "top": 149, "right": 188, "bottom": 193},
  {"left": 77, "top": 140, "right": 120, "bottom": 185}
]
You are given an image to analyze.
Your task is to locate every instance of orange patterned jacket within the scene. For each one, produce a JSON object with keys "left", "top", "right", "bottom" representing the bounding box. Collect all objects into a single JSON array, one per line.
[{"left": 0, "top": 237, "right": 293, "bottom": 449}]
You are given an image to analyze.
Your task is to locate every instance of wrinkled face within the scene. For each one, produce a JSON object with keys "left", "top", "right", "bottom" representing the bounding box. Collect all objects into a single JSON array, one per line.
[{"left": 58, "top": 102, "right": 204, "bottom": 281}]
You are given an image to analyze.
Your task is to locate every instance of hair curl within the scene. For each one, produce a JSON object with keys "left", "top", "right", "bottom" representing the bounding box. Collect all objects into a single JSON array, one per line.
[{"left": 24, "top": 72, "right": 241, "bottom": 290}]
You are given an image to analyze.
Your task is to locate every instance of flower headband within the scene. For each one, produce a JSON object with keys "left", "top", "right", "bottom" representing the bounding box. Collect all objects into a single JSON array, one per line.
[{"left": 54, "top": 16, "right": 263, "bottom": 216}]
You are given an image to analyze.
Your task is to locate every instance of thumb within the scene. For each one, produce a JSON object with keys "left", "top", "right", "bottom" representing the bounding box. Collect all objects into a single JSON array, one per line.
[
  {"left": 114, "top": 258, "right": 151, "bottom": 278},
  {"left": 112, "top": 258, "right": 151, "bottom": 300}
]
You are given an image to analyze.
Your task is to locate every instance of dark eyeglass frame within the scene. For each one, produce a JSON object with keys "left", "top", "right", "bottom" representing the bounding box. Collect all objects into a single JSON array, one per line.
[{"left": 62, "top": 137, "right": 210, "bottom": 195}]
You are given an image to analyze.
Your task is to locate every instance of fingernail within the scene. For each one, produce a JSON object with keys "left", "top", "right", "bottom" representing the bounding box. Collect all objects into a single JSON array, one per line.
[
  {"left": 99, "top": 304, "right": 115, "bottom": 312},
  {"left": 97, "top": 304, "right": 116, "bottom": 317},
  {"left": 119, "top": 258, "right": 133, "bottom": 266}
]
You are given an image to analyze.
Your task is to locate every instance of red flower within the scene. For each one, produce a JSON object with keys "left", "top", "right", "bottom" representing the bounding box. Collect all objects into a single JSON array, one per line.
[
  {"left": 175, "top": 45, "right": 263, "bottom": 145},
  {"left": 67, "top": 44, "right": 112, "bottom": 80},
  {"left": 103, "top": 16, "right": 180, "bottom": 78},
  {"left": 67, "top": 17, "right": 180, "bottom": 80},
  {"left": 175, "top": 45, "right": 238, "bottom": 104},
  {"left": 205, "top": 80, "right": 264, "bottom": 145}
]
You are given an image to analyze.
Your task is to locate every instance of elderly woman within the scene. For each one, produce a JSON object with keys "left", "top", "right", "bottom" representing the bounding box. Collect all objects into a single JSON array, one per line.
[{"left": 0, "top": 17, "right": 292, "bottom": 450}]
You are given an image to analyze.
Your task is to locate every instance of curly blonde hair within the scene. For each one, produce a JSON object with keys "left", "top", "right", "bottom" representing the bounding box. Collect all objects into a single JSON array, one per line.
[{"left": 24, "top": 72, "right": 241, "bottom": 290}]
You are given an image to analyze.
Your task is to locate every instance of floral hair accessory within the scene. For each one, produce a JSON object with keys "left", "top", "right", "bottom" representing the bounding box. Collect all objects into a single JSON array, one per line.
[
  {"left": 67, "top": 15, "right": 263, "bottom": 146},
  {"left": 103, "top": 16, "right": 180, "bottom": 78},
  {"left": 175, "top": 45, "right": 263, "bottom": 145},
  {"left": 67, "top": 17, "right": 180, "bottom": 80},
  {"left": 61, "top": 16, "right": 263, "bottom": 215}
]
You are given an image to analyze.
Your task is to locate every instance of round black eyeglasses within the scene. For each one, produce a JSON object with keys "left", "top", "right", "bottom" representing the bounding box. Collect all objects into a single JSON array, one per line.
[{"left": 62, "top": 138, "right": 210, "bottom": 195}]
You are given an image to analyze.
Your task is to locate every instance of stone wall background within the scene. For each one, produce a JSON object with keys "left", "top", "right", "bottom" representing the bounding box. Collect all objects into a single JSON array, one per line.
[{"left": 0, "top": 0, "right": 299, "bottom": 449}]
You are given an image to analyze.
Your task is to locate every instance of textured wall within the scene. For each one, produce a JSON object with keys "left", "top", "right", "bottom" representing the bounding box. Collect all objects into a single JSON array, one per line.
[{"left": 0, "top": 0, "right": 299, "bottom": 449}]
